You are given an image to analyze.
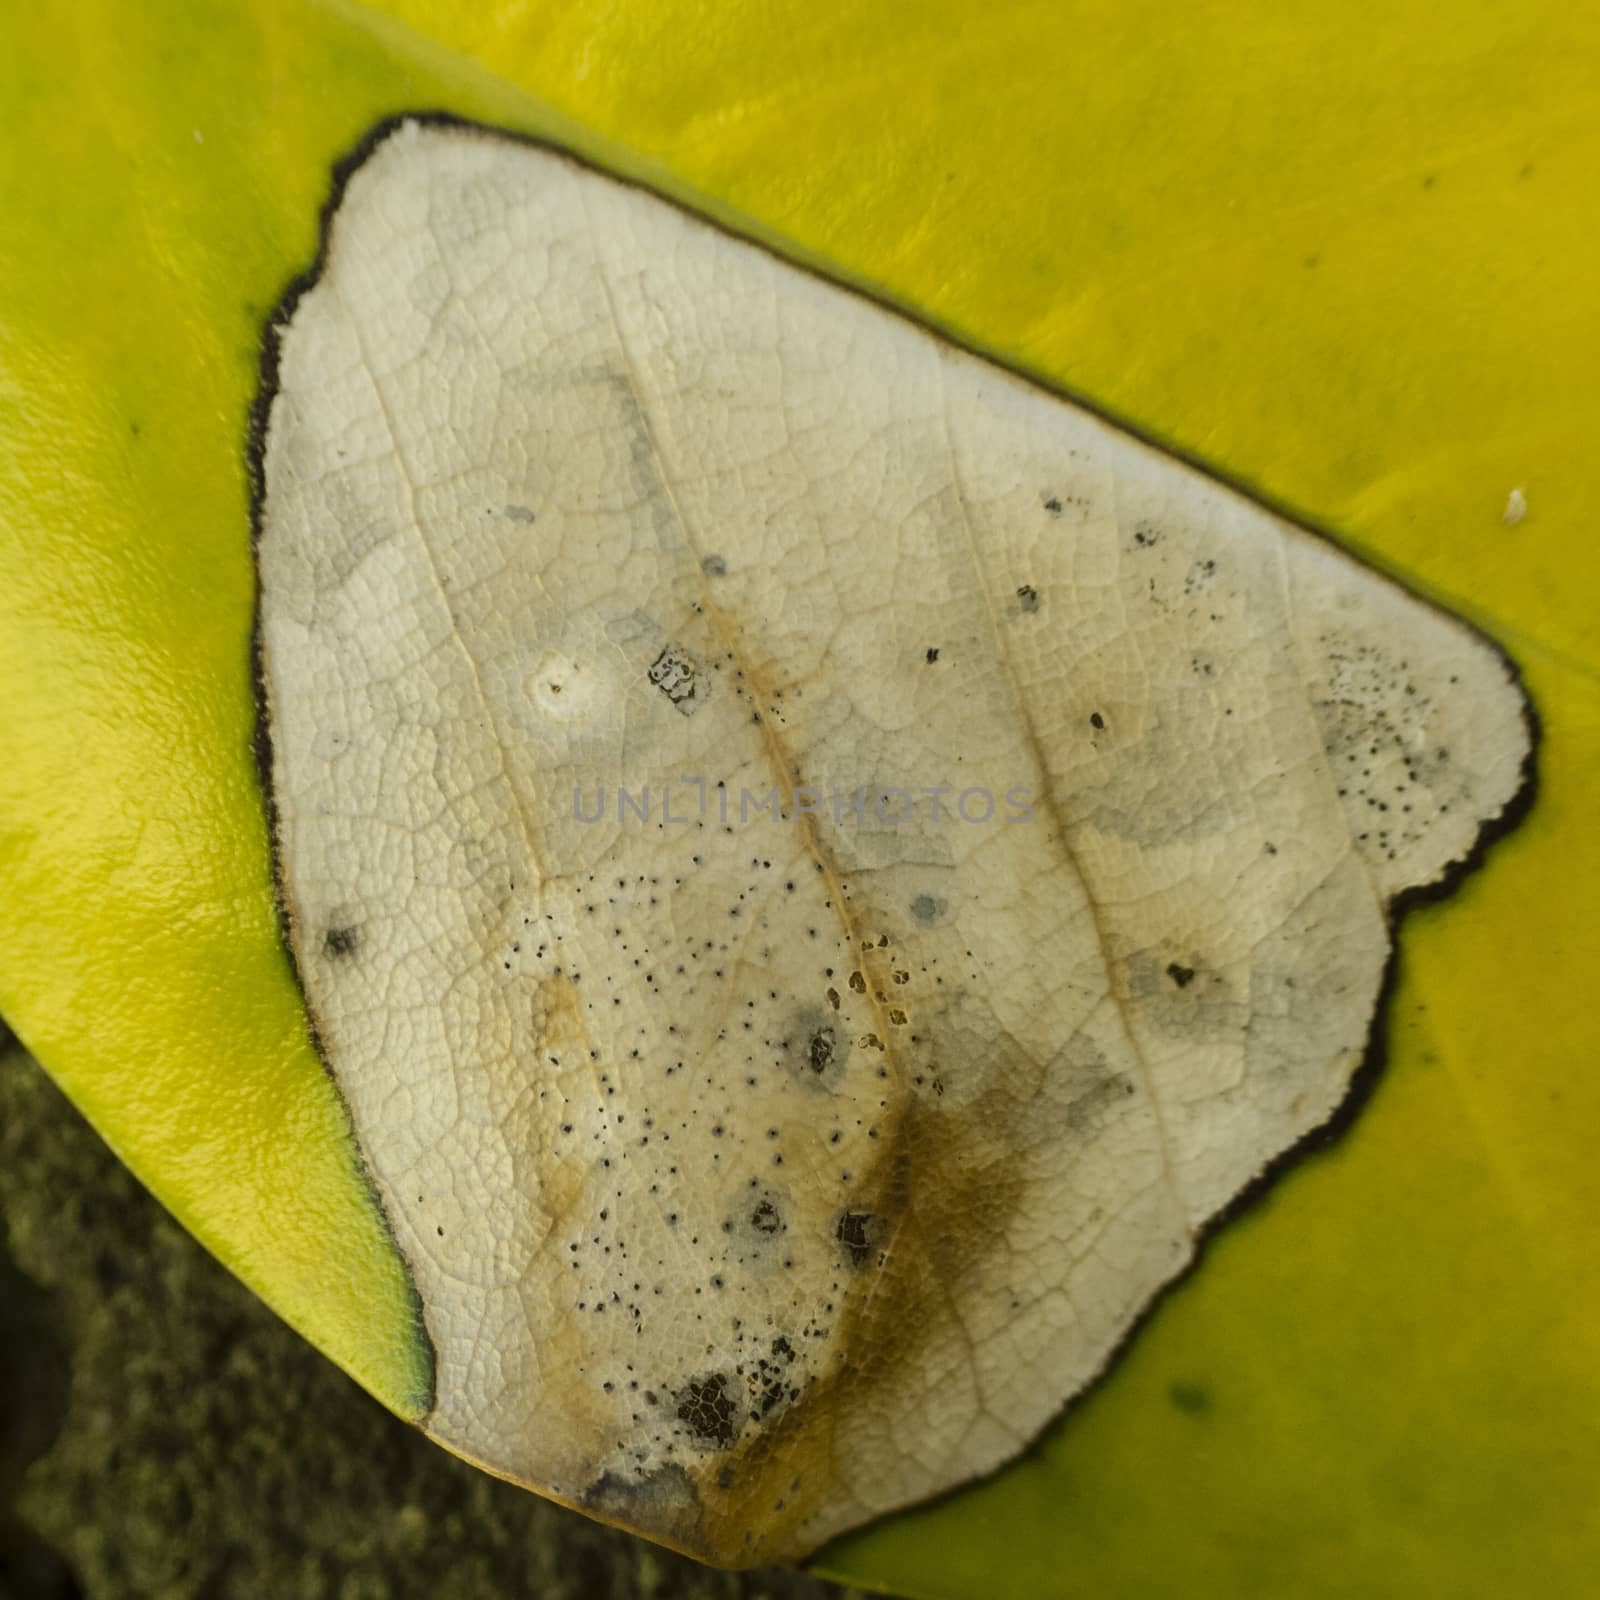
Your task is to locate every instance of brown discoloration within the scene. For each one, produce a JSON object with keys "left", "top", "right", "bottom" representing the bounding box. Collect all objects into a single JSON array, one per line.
[{"left": 602, "top": 1018, "right": 1032, "bottom": 1562}]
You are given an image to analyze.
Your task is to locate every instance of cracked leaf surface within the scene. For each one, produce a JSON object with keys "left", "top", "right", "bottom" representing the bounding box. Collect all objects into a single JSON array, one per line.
[{"left": 254, "top": 120, "right": 1530, "bottom": 1565}]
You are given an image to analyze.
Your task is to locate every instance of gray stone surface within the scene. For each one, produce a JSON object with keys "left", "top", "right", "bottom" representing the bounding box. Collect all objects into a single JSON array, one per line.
[{"left": 0, "top": 1042, "right": 870, "bottom": 1600}]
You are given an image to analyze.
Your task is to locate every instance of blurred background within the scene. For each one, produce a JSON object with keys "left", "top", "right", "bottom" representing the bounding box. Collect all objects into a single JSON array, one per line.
[{"left": 0, "top": 1034, "right": 868, "bottom": 1600}]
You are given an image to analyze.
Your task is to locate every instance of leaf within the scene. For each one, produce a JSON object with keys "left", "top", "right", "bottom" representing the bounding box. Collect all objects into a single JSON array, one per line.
[{"left": 1, "top": 2, "right": 1597, "bottom": 1595}]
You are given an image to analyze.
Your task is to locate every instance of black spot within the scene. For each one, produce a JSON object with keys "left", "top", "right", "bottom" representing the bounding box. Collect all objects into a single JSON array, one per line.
[
  {"left": 1166, "top": 962, "right": 1196, "bottom": 989},
  {"left": 750, "top": 1334, "right": 800, "bottom": 1418},
  {"left": 925, "top": 647, "right": 940, "bottom": 663},
  {"left": 782, "top": 1004, "right": 849, "bottom": 1091},
  {"left": 1043, "top": 495, "right": 1063, "bottom": 514},
  {"left": 1132, "top": 520, "right": 1161, "bottom": 548},
  {"left": 835, "top": 1209, "right": 880, "bottom": 1269},
  {"left": 1016, "top": 584, "right": 1040, "bottom": 614},
  {"left": 1089, "top": 711, "right": 1105, "bottom": 731},
  {"left": 751, "top": 1199, "right": 783, "bottom": 1235},
  {"left": 323, "top": 926, "right": 359, "bottom": 959},
  {"left": 702, "top": 554, "right": 728, "bottom": 577},
  {"left": 648, "top": 644, "right": 705, "bottom": 713},
  {"left": 808, "top": 1027, "right": 836, "bottom": 1075},
  {"left": 676, "top": 1373, "right": 740, "bottom": 1447},
  {"left": 1168, "top": 1380, "right": 1212, "bottom": 1416}
]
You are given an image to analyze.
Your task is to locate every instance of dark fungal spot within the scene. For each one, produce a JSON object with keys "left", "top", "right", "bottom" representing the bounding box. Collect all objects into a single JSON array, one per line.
[
  {"left": 724, "top": 1184, "right": 789, "bottom": 1260},
  {"left": 781, "top": 1004, "right": 849, "bottom": 1092},
  {"left": 1043, "top": 495, "right": 1063, "bottom": 514},
  {"left": 648, "top": 643, "right": 705, "bottom": 713},
  {"left": 1089, "top": 711, "right": 1105, "bottom": 730},
  {"left": 834, "top": 1208, "right": 881, "bottom": 1269},
  {"left": 808, "top": 1027, "right": 836, "bottom": 1075},
  {"left": 1168, "top": 1380, "right": 1213, "bottom": 1416},
  {"left": 1166, "top": 962, "right": 1196, "bottom": 989},
  {"left": 323, "top": 925, "right": 359, "bottom": 959},
  {"left": 676, "top": 1372, "right": 740, "bottom": 1447},
  {"left": 1016, "top": 584, "right": 1040, "bottom": 613},
  {"left": 750, "top": 1334, "right": 799, "bottom": 1418},
  {"left": 701, "top": 553, "right": 728, "bottom": 576}
]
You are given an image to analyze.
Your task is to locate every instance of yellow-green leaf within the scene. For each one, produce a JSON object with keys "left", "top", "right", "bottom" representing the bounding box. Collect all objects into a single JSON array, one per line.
[{"left": 1, "top": 2, "right": 1596, "bottom": 1595}]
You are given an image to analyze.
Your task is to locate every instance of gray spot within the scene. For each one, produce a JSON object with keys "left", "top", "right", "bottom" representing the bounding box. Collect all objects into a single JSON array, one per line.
[
  {"left": 1126, "top": 950, "right": 1245, "bottom": 1045},
  {"left": 583, "top": 1462, "right": 699, "bottom": 1514},
  {"left": 503, "top": 503, "right": 537, "bottom": 525},
  {"left": 987, "top": 1027, "right": 1136, "bottom": 1153},
  {"left": 701, "top": 554, "right": 728, "bottom": 577},
  {"left": 1081, "top": 699, "right": 1249, "bottom": 846},
  {"left": 910, "top": 894, "right": 945, "bottom": 926},
  {"left": 781, "top": 1005, "right": 850, "bottom": 1093},
  {"left": 722, "top": 1182, "right": 791, "bottom": 1271}
]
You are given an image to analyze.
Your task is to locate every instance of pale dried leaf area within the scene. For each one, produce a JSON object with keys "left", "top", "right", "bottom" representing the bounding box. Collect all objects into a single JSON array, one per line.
[{"left": 254, "top": 119, "right": 1532, "bottom": 1565}]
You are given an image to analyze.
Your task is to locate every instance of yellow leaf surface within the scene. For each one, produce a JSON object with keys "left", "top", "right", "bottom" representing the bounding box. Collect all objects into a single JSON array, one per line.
[{"left": 1, "top": 2, "right": 1596, "bottom": 1594}]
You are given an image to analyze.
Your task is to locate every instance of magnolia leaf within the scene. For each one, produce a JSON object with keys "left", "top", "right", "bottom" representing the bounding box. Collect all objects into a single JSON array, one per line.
[
  {"left": 2, "top": 2, "right": 1598, "bottom": 1596},
  {"left": 253, "top": 119, "right": 1527, "bottom": 1565}
]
